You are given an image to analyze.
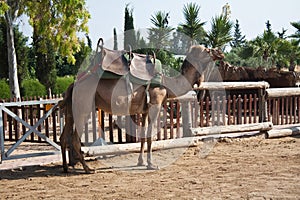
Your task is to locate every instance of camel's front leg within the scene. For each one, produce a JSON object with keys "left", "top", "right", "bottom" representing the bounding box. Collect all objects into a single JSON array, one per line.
[
  {"left": 146, "top": 104, "right": 161, "bottom": 170},
  {"left": 138, "top": 114, "right": 147, "bottom": 166}
]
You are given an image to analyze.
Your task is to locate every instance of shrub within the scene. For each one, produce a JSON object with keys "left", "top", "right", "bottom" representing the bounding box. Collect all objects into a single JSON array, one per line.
[
  {"left": 21, "top": 79, "right": 46, "bottom": 98},
  {"left": 53, "top": 76, "right": 74, "bottom": 95},
  {"left": 0, "top": 79, "right": 10, "bottom": 99}
]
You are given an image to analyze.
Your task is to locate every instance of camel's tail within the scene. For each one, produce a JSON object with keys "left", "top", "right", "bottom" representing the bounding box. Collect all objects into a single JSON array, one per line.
[{"left": 58, "top": 83, "right": 74, "bottom": 109}]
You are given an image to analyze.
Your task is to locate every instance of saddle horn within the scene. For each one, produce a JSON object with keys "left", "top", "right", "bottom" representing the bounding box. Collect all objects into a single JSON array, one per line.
[
  {"left": 128, "top": 44, "right": 132, "bottom": 62},
  {"left": 94, "top": 38, "right": 104, "bottom": 66},
  {"left": 96, "top": 38, "right": 104, "bottom": 53}
]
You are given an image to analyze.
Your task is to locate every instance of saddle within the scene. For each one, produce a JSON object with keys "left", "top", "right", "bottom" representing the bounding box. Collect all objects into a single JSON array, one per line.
[
  {"left": 96, "top": 38, "right": 159, "bottom": 82},
  {"left": 101, "top": 48, "right": 129, "bottom": 76},
  {"left": 130, "top": 53, "right": 156, "bottom": 81}
]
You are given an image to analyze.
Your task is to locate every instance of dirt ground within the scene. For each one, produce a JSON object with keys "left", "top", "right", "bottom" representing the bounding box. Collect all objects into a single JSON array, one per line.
[{"left": 0, "top": 135, "right": 300, "bottom": 199}]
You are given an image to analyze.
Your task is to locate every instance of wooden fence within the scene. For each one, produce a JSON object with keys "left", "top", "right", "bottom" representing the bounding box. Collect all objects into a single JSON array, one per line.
[
  {"left": 1, "top": 82, "right": 300, "bottom": 146},
  {"left": 1, "top": 97, "right": 63, "bottom": 144}
]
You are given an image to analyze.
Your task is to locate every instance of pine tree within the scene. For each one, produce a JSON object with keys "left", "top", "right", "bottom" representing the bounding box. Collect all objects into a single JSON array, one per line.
[
  {"left": 113, "top": 28, "right": 118, "bottom": 50},
  {"left": 124, "top": 4, "right": 136, "bottom": 50},
  {"left": 230, "top": 19, "right": 246, "bottom": 48}
]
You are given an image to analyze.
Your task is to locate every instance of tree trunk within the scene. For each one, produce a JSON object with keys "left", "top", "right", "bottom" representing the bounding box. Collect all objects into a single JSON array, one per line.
[{"left": 5, "top": 11, "right": 20, "bottom": 100}]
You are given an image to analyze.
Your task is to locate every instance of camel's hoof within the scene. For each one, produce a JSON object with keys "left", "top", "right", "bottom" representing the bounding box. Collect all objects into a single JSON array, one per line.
[
  {"left": 137, "top": 161, "right": 146, "bottom": 166},
  {"left": 63, "top": 166, "right": 69, "bottom": 173},
  {"left": 147, "top": 164, "right": 159, "bottom": 170}
]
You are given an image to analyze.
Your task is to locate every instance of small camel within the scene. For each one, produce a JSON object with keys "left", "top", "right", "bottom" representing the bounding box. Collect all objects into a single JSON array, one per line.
[{"left": 59, "top": 44, "right": 224, "bottom": 173}]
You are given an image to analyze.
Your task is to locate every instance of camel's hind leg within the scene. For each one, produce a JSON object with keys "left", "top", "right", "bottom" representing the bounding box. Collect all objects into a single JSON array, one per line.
[
  {"left": 60, "top": 117, "right": 94, "bottom": 173},
  {"left": 60, "top": 120, "right": 73, "bottom": 173},
  {"left": 72, "top": 129, "right": 95, "bottom": 174}
]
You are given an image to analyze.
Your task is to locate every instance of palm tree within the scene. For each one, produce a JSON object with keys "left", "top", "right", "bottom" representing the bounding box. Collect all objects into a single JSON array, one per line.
[
  {"left": 290, "top": 21, "right": 300, "bottom": 43},
  {"left": 148, "top": 11, "right": 174, "bottom": 50},
  {"left": 178, "top": 3, "right": 206, "bottom": 48},
  {"left": 252, "top": 21, "right": 279, "bottom": 67},
  {"left": 287, "top": 39, "right": 300, "bottom": 70},
  {"left": 206, "top": 15, "right": 233, "bottom": 49}
]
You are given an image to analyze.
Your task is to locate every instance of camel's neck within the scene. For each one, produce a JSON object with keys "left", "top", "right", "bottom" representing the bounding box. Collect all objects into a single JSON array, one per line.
[{"left": 163, "top": 68, "right": 198, "bottom": 98}]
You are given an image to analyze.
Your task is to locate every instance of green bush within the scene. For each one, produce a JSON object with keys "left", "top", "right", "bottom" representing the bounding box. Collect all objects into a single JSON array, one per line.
[
  {"left": 21, "top": 79, "right": 46, "bottom": 98},
  {"left": 0, "top": 79, "right": 10, "bottom": 99},
  {"left": 53, "top": 76, "right": 74, "bottom": 95}
]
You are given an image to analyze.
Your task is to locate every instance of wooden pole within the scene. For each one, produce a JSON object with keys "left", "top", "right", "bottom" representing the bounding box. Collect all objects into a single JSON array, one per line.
[
  {"left": 81, "top": 129, "right": 263, "bottom": 157},
  {"left": 267, "top": 127, "right": 300, "bottom": 138},
  {"left": 266, "top": 87, "right": 300, "bottom": 98},
  {"left": 82, "top": 137, "right": 199, "bottom": 156},
  {"left": 258, "top": 88, "right": 264, "bottom": 122},
  {"left": 190, "top": 122, "right": 273, "bottom": 136},
  {"left": 197, "top": 81, "right": 270, "bottom": 90}
]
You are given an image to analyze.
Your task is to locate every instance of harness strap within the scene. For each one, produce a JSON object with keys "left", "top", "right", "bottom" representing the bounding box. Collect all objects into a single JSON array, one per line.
[
  {"left": 125, "top": 74, "right": 133, "bottom": 106},
  {"left": 145, "top": 81, "right": 151, "bottom": 104}
]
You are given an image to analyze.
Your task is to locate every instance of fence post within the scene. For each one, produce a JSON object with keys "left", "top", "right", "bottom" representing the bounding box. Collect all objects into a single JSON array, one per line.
[
  {"left": 182, "top": 100, "right": 192, "bottom": 137},
  {"left": 258, "top": 88, "right": 267, "bottom": 122},
  {"left": 0, "top": 107, "right": 4, "bottom": 163}
]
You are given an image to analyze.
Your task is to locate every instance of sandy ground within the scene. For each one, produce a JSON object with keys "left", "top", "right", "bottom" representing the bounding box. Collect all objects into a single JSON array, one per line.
[{"left": 0, "top": 135, "right": 300, "bottom": 199}]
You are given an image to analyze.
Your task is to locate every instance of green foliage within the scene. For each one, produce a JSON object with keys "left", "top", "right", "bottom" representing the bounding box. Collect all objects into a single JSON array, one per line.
[
  {"left": 21, "top": 79, "right": 46, "bottom": 98},
  {"left": 56, "top": 37, "right": 92, "bottom": 77},
  {"left": 178, "top": 3, "right": 206, "bottom": 47},
  {"left": 225, "top": 20, "right": 300, "bottom": 70},
  {"left": 33, "top": 29, "right": 57, "bottom": 93},
  {"left": 24, "top": 0, "right": 90, "bottom": 64},
  {"left": 0, "top": 79, "right": 10, "bottom": 99},
  {"left": 0, "top": 2, "right": 9, "bottom": 16},
  {"left": 230, "top": 19, "right": 246, "bottom": 48},
  {"left": 0, "top": 18, "right": 30, "bottom": 82},
  {"left": 290, "top": 21, "right": 300, "bottom": 43},
  {"left": 155, "top": 50, "right": 181, "bottom": 76},
  {"left": 206, "top": 15, "right": 233, "bottom": 49},
  {"left": 148, "top": 11, "right": 174, "bottom": 49},
  {"left": 53, "top": 76, "right": 74, "bottom": 95},
  {"left": 250, "top": 21, "right": 280, "bottom": 66},
  {"left": 124, "top": 4, "right": 136, "bottom": 50},
  {"left": 238, "top": 44, "right": 254, "bottom": 59}
]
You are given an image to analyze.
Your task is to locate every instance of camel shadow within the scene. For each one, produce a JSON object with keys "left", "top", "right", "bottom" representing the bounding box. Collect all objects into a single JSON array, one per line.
[
  {"left": 0, "top": 157, "right": 107, "bottom": 180},
  {"left": 0, "top": 157, "right": 152, "bottom": 180}
]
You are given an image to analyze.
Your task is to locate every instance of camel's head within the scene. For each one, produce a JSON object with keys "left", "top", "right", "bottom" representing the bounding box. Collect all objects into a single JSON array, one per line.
[
  {"left": 206, "top": 47, "right": 224, "bottom": 61},
  {"left": 182, "top": 45, "right": 223, "bottom": 86}
]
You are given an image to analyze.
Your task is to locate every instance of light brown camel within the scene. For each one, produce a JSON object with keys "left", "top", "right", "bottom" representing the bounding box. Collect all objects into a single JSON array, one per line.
[{"left": 59, "top": 44, "right": 224, "bottom": 173}]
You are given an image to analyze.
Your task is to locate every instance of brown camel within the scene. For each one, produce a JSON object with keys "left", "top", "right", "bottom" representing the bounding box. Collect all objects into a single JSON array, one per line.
[{"left": 59, "top": 43, "right": 224, "bottom": 173}]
